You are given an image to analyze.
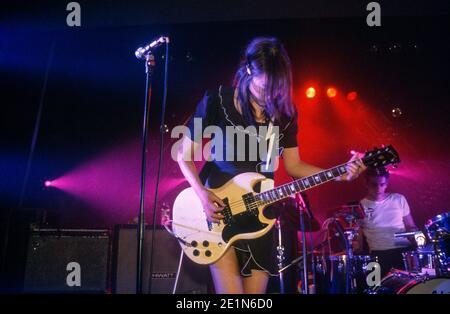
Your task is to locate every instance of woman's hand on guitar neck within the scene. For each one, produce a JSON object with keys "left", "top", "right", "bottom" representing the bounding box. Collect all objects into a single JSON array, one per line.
[
  {"left": 197, "top": 188, "right": 226, "bottom": 223},
  {"left": 336, "top": 151, "right": 366, "bottom": 181}
]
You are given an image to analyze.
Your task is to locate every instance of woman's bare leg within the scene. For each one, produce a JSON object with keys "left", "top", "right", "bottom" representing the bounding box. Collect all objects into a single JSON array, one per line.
[
  {"left": 242, "top": 270, "right": 269, "bottom": 294},
  {"left": 209, "top": 248, "right": 244, "bottom": 294}
]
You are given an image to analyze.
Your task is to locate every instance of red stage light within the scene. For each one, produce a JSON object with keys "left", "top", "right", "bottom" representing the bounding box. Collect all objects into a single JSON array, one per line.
[
  {"left": 44, "top": 180, "right": 52, "bottom": 187},
  {"left": 326, "top": 87, "right": 337, "bottom": 98},
  {"left": 306, "top": 87, "right": 316, "bottom": 98},
  {"left": 347, "top": 91, "right": 358, "bottom": 101}
]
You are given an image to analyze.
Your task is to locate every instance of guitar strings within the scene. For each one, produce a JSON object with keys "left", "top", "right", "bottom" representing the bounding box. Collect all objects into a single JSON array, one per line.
[{"left": 223, "top": 160, "right": 359, "bottom": 208}]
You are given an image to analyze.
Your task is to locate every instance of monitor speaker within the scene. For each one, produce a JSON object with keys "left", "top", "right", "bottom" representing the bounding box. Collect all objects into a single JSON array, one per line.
[{"left": 112, "top": 225, "right": 210, "bottom": 294}]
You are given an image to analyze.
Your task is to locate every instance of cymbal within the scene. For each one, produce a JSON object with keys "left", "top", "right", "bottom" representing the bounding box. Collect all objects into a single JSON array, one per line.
[{"left": 326, "top": 204, "right": 365, "bottom": 220}]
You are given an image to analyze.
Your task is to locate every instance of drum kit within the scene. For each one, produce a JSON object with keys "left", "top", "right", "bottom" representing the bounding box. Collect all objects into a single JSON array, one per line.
[
  {"left": 279, "top": 203, "right": 450, "bottom": 294},
  {"left": 369, "top": 212, "right": 450, "bottom": 294},
  {"left": 368, "top": 212, "right": 450, "bottom": 294}
]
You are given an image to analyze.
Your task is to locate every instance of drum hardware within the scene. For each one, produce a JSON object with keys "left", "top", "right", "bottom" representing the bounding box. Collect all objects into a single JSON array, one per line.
[
  {"left": 297, "top": 193, "right": 310, "bottom": 294},
  {"left": 394, "top": 230, "right": 440, "bottom": 275},
  {"left": 276, "top": 194, "right": 319, "bottom": 294},
  {"left": 314, "top": 254, "right": 377, "bottom": 294},
  {"left": 402, "top": 250, "right": 437, "bottom": 276},
  {"left": 426, "top": 212, "right": 450, "bottom": 241},
  {"left": 425, "top": 212, "right": 450, "bottom": 277},
  {"left": 275, "top": 218, "right": 286, "bottom": 293},
  {"left": 310, "top": 204, "right": 373, "bottom": 294},
  {"left": 394, "top": 230, "right": 427, "bottom": 248},
  {"left": 160, "top": 202, "right": 171, "bottom": 226},
  {"left": 329, "top": 217, "right": 360, "bottom": 293}
]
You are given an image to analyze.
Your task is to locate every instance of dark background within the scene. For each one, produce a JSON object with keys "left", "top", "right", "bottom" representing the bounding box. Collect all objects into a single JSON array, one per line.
[{"left": 1, "top": 0, "right": 449, "bottom": 291}]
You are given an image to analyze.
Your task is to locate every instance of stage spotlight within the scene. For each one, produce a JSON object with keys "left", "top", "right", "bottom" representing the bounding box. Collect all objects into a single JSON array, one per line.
[
  {"left": 391, "top": 107, "right": 403, "bottom": 118},
  {"left": 44, "top": 180, "right": 53, "bottom": 187},
  {"left": 326, "top": 87, "right": 337, "bottom": 98},
  {"left": 306, "top": 87, "right": 316, "bottom": 98},
  {"left": 347, "top": 91, "right": 358, "bottom": 101}
]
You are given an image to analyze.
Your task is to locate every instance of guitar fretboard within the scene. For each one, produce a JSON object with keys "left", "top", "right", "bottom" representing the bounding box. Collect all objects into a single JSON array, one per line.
[{"left": 254, "top": 162, "right": 351, "bottom": 206}]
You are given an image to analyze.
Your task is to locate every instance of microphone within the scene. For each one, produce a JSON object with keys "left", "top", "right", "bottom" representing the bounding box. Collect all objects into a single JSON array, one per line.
[{"left": 135, "top": 36, "right": 169, "bottom": 59}]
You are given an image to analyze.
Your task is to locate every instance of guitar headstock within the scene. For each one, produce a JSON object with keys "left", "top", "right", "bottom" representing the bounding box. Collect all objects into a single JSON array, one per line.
[{"left": 362, "top": 145, "right": 400, "bottom": 168}]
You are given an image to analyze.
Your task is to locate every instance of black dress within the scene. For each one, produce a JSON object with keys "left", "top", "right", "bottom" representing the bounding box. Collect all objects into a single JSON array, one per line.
[{"left": 187, "top": 85, "right": 298, "bottom": 276}]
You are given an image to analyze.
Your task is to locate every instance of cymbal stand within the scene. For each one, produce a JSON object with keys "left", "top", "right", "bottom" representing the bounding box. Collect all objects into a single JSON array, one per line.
[
  {"left": 297, "top": 194, "right": 309, "bottom": 294},
  {"left": 343, "top": 228, "right": 358, "bottom": 293},
  {"left": 275, "top": 218, "right": 285, "bottom": 293}
]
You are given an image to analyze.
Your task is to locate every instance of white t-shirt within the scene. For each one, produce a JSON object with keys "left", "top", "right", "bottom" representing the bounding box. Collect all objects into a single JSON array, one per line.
[{"left": 360, "top": 193, "right": 411, "bottom": 251}]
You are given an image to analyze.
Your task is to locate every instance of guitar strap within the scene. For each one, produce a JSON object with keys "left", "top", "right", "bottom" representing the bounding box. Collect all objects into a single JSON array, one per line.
[
  {"left": 264, "top": 121, "right": 275, "bottom": 172},
  {"left": 198, "top": 88, "right": 222, "bottom": 185}
]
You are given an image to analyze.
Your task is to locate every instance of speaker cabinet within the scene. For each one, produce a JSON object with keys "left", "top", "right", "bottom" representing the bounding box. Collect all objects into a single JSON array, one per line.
[
  {"left": 112, "top": 225, "right": 209, "bottom": 294},
  {"left": 23, "top": 229, "right": 110, "bottom": 293}
]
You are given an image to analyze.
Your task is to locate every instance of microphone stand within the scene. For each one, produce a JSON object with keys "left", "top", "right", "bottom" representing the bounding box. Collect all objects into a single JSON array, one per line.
[
  {"left": 135, "top": 36, "right": 170, "bottom": 295},
  {"left": 136, "top": 52, "right": 155, "bottom": 294}
]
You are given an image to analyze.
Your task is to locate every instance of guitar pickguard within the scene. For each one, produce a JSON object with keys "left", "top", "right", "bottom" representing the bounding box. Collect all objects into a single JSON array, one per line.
[{"left": 222, "top": 211, "right": 268, "bottom": 242}]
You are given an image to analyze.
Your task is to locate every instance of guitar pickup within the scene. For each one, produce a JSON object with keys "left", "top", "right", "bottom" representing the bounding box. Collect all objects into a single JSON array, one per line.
[{"left": 222, "top": 198, "right": 232, "bottom": 225}]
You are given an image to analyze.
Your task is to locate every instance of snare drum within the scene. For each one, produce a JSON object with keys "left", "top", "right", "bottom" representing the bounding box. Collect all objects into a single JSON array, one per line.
[{"left": 367, "top": 269, "right": 450, "bottom": 294}]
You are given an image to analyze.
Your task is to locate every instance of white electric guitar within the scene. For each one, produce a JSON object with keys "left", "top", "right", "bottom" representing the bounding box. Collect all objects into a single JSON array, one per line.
[{"left": 171, "top": 146, "right": 400, "bottom": 265}]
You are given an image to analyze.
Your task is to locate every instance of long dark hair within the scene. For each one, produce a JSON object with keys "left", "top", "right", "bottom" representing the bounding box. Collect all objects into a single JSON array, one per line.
[{"left": 233, "top": 37, "right": 295, "bottom": 126}]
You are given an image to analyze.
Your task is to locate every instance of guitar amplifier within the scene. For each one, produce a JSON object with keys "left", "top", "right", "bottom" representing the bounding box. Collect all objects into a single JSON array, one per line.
[
  {"left": 23, "top": 229, "right": 110, "bottom": 293},
  {"left": 112, "top": 225, "right": 209, "bottom": 294}
]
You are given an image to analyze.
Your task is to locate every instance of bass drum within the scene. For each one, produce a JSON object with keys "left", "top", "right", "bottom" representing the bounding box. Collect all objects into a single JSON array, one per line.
[{"left": 369, "top": 270, "right": 450, "bottom": 294}]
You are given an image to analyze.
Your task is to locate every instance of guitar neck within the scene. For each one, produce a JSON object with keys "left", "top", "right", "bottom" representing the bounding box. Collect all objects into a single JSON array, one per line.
[{"left": 254, "top": 162, "right": 351, "bottom": 206}]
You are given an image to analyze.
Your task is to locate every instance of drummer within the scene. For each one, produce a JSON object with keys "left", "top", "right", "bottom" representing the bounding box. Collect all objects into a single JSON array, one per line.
[{"left": 357, "top": 167, "right": 418, "bottom": 277}]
